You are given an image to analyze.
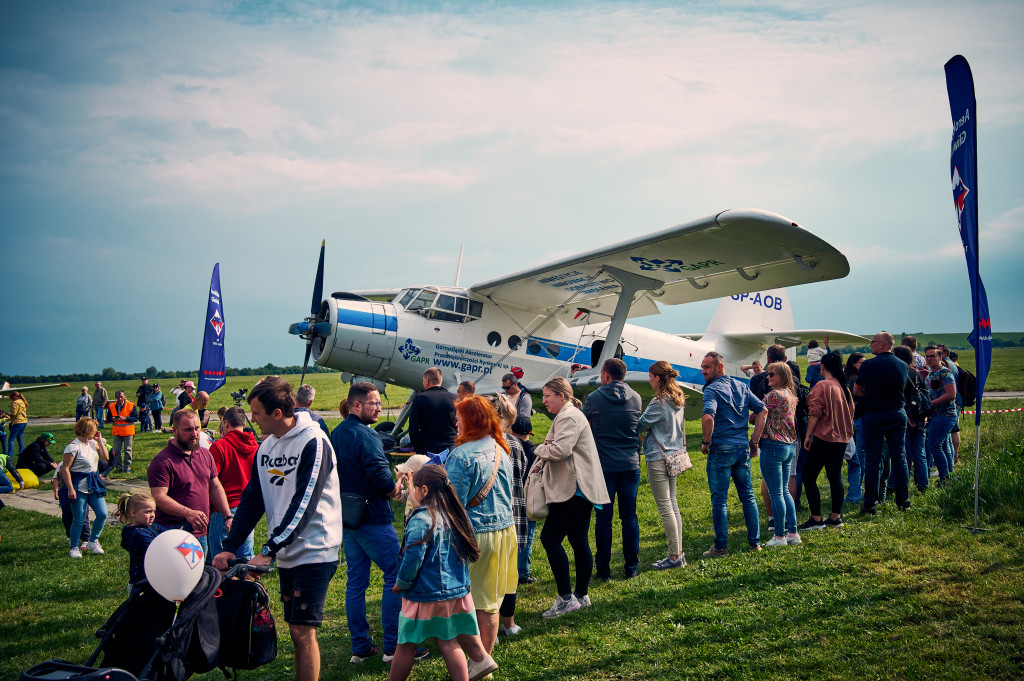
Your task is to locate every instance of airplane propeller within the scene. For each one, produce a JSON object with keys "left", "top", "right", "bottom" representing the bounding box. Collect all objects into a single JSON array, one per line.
[{"left": 289, "top": 239, "right": 326, "bottom": 387}]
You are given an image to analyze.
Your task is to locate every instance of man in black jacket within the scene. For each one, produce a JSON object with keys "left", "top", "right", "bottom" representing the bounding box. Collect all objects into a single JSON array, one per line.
[
  {"left": 582, "top": 358, "right": 642, "bottom": 580},
  {"left": 407, "top": 368, "right": 457, "bottom": 456}
]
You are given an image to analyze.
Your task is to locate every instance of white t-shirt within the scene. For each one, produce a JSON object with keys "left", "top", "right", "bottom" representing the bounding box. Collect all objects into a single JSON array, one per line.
[{"left": 64, "top": 438, "right": 101, "bottom": 492}]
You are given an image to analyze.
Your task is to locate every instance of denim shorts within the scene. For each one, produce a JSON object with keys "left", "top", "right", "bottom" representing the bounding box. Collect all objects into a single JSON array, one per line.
[{"left": 279, "top": 561, "right": 339, "bottom": 627}]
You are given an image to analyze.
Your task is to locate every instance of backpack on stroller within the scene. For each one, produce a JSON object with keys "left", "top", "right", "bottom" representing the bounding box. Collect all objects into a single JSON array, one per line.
[{"left": 22, "top": 563, "right": 273, "bottom": 681}]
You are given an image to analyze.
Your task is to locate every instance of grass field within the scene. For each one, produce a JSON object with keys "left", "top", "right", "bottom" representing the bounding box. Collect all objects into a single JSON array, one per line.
[{"left": 2, "top": 362, "right": 1023, "bottom": 680}]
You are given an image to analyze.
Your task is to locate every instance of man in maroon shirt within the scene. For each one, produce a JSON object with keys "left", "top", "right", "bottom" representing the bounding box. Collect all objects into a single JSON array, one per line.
[
  {"left": 148, "top": 409, "right": 232, "bottom": 555},
  {"left": 208, "top": 406, "right": 259, "bottom": 560}
]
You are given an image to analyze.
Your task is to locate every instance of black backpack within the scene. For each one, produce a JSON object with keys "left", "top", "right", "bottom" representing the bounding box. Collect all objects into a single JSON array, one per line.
[
  {"left": 957, "top": 366, "right": 978, "bottom": 407},
  {"left": 216, "top": 577, "right": 277, "bottom": 673},
  {"left": 905, "top": 375, "right": 933, "bottom": 422}
]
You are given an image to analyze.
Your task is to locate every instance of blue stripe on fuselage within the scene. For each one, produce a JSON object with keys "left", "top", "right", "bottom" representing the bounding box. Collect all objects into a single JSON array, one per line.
[
  {"left": 336, "top": 307, "right": 397, "bottom": 333},
  {"left": 524, "top": 334, "right": 746, "bottom": 387}
]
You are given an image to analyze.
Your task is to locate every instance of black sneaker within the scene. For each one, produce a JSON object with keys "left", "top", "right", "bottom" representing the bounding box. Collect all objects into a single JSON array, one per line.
[
  {"left": 860, "top": 505, "right": 877, "bottom": 516},
  {"left": 825, "top": 516, "right": 844, "bottom": 529},
  {"left": 350, "top": 645, "right": 381, "bottom": 663},
  {"left": 767, "top": 517, "right": 775, "bottom": 532},
  {"left": 518, "top": 574, "right": 537, "bottom": 585},
  {"left": 798, "top": 517, "right": 826, "bottom": 531}
]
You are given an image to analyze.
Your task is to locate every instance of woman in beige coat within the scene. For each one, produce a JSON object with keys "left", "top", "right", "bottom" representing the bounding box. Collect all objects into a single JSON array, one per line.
[{"left": 533, "top": 377, "right": 610, "bottom": 620}]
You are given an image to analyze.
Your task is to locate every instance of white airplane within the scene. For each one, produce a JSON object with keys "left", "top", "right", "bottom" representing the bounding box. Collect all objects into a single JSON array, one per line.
[{"left": 289, "top": 209, "right": 867, "bottom": 433}]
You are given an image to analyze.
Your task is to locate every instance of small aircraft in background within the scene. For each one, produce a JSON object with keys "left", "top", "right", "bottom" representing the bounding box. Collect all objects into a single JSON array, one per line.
[
  {"left": 289, "top": 209, "right": 867, "bottom": 435},
  {"left": 1, "top": 381, "right": 70, "bottom": 397}
]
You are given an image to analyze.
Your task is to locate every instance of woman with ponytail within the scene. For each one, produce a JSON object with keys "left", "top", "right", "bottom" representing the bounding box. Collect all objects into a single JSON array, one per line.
[
  {"left": 638, "top": 361, "right": 688, "bottom": 569},
  {"left": 533, "top": 377, "right": 610, "bottom": 619}
]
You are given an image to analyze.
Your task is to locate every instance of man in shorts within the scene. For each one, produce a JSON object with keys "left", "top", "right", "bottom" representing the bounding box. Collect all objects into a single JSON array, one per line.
[{"left": 213, "top": 378, "right": 342, "bottom": 681}]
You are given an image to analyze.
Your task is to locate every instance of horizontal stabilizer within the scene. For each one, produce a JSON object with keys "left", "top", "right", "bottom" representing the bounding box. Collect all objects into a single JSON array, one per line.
[{"left": 721, "top": 329, "right": 869, "bottom": 349}]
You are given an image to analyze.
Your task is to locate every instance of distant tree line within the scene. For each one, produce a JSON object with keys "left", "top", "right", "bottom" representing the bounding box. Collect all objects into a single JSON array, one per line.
[
  {"left": 2, "top": 363, "right": 338, "bottom": 384},
  {"left": 795, "top": 332, "right": 1024, "bottom": 356}
]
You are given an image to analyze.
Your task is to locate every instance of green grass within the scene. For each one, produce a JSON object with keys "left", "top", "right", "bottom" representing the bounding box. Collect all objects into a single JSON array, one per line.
[
  {"left": 4, "top": 409, "right": 1024, "bottom": 680},
  {"left": 3, "top": 356, "right": 1024, "bottom": 680}
]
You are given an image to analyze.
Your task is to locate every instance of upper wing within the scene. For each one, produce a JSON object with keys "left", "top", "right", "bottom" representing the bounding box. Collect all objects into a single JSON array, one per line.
[
  {"left": 469, "top": 209, "right": 849, "bottom": 325},
  {"left": 0, "top": 382, "right": 70, "bottom": 397}
]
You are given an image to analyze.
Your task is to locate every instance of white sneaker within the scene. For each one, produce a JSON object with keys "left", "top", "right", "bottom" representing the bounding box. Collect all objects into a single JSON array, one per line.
[
  {"left": 69, "top": 547, "right": 83, "bottom": 558},
  {"left": 501, "top": 623, "right": 522, "bottom": 635},
  {"left": 765, "top": 536, "right": 788, "bottom": 548},
  {"left": 467, "top": 654, "right": 499, "bottom": 681},
  {"left": 542, "top": 594, "right": 581, "bottom": 619},
  {"left": 787, "top": 533, "right": 803, "bottom": 546},
  {"left": 576, "top": 594, "right": 591, "bottom": 608},
  {"left": 85, "top": 540, "right": 104, "bottom": 555}
]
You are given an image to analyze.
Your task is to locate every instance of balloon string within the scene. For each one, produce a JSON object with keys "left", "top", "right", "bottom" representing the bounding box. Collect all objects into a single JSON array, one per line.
[{"left": 171, "top": 602, "right": 181, "bottom": 627}]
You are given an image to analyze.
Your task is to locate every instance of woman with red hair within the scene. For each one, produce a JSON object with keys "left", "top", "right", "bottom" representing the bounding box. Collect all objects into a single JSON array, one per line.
[{"left": 444, "top": 395, "right": 516, "bottom": 662}]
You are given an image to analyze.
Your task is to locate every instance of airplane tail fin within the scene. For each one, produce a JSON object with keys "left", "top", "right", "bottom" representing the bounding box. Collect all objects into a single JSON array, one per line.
[{"left": 704, "top": 288, "right": 794, "bottom": 336}]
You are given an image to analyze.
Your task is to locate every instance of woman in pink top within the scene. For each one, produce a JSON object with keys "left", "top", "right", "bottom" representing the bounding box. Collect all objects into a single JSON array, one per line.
[{"left": 800, "top": 352, "right": 854, "bottom": 531}]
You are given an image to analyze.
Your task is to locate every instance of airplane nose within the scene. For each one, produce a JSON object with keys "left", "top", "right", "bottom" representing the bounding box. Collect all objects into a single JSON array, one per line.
[{"left": 288, "top": 321, "right": 332, "bottom": 336}]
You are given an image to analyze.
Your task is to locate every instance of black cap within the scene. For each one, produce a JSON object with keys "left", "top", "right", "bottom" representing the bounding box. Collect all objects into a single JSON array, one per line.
[{"left": 511, "top": 415, "right": 533, "bottom": 435}]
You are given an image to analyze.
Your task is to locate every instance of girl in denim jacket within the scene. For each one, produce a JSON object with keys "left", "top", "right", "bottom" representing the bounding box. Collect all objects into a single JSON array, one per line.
[{"left": 390, "top": 465, "right": 498, "bottom": 681}]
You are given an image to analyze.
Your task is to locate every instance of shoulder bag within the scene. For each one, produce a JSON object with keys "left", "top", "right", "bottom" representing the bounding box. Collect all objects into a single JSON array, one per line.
[
  {"left": 468, "top": 445, "right": 503, "bottom": 508},
  {"left": 652, "top": 433, "right": 692, "bottom": 477},
  {"left": 525, "top": 461, "right": 548, "bottom": 521}
]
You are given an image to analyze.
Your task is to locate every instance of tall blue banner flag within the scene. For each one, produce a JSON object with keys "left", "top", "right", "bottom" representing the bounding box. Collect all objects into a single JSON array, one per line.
[
  {"left": 199, "top": 263, "right": 226, "bottom": 394},
  {"left": 944, "top": 55, "right": 991, "bottom": 424}
]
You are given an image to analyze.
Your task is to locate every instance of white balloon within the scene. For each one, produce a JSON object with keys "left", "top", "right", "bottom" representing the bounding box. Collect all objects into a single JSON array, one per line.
[{"left": 144, "top": 528, "right": 206, "bottom": 602}]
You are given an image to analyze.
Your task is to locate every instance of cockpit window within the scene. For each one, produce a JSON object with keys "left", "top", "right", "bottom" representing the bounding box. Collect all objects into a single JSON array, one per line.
[
  {"left": 398, "top": 289, "right": 416, "bottom": 308},
  {"left": 406, "top": 290, "right": 436, "bottom": 311},
  {"left": 399, "top": 288, "right": 483, "bottom": 323}
]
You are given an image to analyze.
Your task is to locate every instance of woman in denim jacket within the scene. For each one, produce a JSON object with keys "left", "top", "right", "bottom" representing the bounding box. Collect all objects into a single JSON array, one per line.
[
  {"left": 637, "top": 361, "right": 688, "bottom": 570},
  {"left": 444, "top": 396, "right": 516, "bottom": 656},
  {"left": 392, "top": 465, "right": 497, "bottom": 681}
]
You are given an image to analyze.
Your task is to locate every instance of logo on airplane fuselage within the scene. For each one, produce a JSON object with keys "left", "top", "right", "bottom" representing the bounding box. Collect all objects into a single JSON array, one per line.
[{"left": 400, "top": 339, "right": 422, "bottom": 361}]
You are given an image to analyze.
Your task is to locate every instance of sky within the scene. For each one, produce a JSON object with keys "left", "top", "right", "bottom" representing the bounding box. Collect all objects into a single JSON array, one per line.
[{"left": 2, "top": 0, "right": 1022, "bottom": 376}]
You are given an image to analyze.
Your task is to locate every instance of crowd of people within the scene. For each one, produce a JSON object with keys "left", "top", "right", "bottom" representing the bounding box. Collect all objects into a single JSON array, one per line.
[{"left": 17, "top": 331, "right": 970, "bottom": 681}]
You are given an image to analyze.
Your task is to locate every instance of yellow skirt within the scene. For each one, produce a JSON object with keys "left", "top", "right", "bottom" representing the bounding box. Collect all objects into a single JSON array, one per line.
[{"left": 469, "top": 525, "right": 518, "bottom": 613}]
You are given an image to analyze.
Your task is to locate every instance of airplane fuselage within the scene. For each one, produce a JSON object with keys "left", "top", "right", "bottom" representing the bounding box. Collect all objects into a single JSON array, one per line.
[{"left": 309, "top": 286, "right": 776, "bottom": 417}]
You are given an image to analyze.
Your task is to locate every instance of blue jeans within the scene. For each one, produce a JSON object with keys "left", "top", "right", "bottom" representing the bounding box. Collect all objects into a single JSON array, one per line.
[
  {"left": 759, "top": 440, "right": 797, "bottom": 536},
  {"left": 206, "top": 504, "right": 254, "bottom": 563},
  {"left": 845, "top": 418, "right": 865, "bottom": 502},
  {"left": 518, "top": 519, "right": 537, "bottom": 578},
  {"left": 69, "top": 492, "right": 108, "bottom": 547},
  {"left": 707, "top": 445, "right": 760, "bottom": 548},
  {"left": 344, "top": 522, "right": 401, "bottom": 655},
  {"left": 927, "top": 412, "right": 958, "bottom": 481},
  {"left": 595, "top": 468, "right": 641, "bottom": 578},
  {"left": 93, "top": 405, "right": 105, "bottom": 427},
  {"left": 905, "top": 423, "right": 927, "bottom": 489},
  {"left": 861, "top": 410, "right": 909, "bottom": 509},
  {"left": 806, "top": 364, "right": 823, "bottom": 387},
  {"left": 792, "top": 444, "right": 808, "bottom": 506},
  {"left": 7, "top": 423, "right": 26, "bottom": 456},
  {"left": 0, "top": 473, "right": 12, "bottom": 494}
]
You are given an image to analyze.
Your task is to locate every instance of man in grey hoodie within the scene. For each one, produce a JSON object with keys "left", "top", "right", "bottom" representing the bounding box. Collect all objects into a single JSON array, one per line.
[{"left": 582, "top": 358, "right": 642, "bottom": 580}]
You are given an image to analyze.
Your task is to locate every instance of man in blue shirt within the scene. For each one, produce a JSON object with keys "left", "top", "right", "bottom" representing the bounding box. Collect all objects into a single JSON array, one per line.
[
  {"left": 330, "top": 382, "right": 407, "bottom": 664},
  {"left": 700, "top": 352, "right": 766, "bottom": 557}
]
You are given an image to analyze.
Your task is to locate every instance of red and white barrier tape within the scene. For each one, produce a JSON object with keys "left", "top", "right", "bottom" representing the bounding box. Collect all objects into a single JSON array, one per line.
[{"left": 962, "top": 407, "right": 1024, "bottom": 414}]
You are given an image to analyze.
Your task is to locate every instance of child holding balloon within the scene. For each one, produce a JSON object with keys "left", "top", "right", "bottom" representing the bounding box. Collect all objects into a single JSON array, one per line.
[
  {"left": 115, "top": 492, "right": 167, "bottom": 595},
  {"left": 389, "top": 465, "right": 498, "bottom": 681}
]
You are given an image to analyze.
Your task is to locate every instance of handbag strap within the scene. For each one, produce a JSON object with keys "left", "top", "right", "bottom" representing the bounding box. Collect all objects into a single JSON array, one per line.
[{"left": 469, "top": 444, "right": 503, "bottom": 508}]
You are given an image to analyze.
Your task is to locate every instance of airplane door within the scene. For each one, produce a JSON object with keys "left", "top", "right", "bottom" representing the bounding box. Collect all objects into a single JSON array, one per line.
[{"left": 367, "top": 303, "right": 398, "bottom": 370}]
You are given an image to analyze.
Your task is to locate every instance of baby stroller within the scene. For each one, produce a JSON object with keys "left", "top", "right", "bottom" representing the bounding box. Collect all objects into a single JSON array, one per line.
[{"left": 22, "top": 562, "right": 273, "bottom": 681}]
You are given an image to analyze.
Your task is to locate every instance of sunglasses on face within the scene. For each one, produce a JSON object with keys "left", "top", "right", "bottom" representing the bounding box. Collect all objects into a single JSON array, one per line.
[
  {"left": 765, "top": 372, "right": 775, "bottom": 378},
  {"left": 502, "top": 384, "right": 513, "bottom": 391}
]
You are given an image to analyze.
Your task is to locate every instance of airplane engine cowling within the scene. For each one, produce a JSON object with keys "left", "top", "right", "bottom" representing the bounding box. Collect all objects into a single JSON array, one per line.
[{"left": 313, "top": 297, "right": 399, "bottom": 381}]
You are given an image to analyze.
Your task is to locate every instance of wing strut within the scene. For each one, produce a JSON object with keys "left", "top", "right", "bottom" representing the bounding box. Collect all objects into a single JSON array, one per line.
[{"left": 594, "top": 266, "right": 663, "bottom": 369}]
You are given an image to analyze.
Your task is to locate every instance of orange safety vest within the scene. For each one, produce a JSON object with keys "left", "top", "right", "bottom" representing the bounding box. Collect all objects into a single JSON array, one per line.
[{"left": 108, "top": 400, "right": 136, "bottom": 437}]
